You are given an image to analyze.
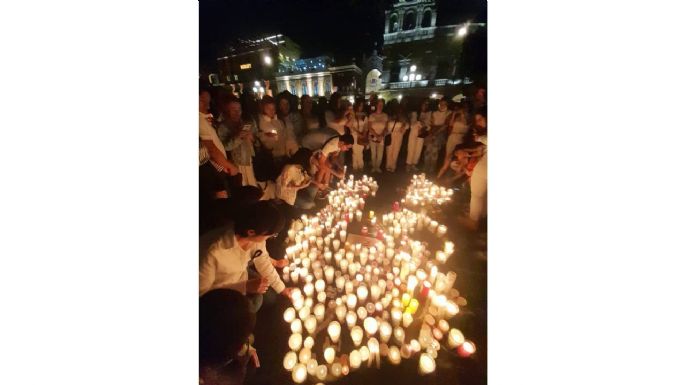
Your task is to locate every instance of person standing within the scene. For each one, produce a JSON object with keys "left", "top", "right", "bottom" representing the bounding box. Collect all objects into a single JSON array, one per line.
[
  {"left": 423, "top": 98, "right": 451, "bottom": 175},
  {"left": 367, "top": 98, "right": 388, "bottom": 173},
  {"left": 467, "top": 109, "right": 487, "bottom": 229},
  {"left": 445, "top": 103, "right": 469, "bottom": 160},
  {"left": 406, "top": 98, "right": 430, "bottom": 172},
  {"left": 277, "top": 93, "right": 302, "bottom": 149},
  {"left": 349, "top": 99, "right": 368, "bottom": 171},
  {"left": 300, "top": 95, "right": 321, "bottom": 132},
  {"left": 384, "top": 100, "right": 407, "bottom": 173},
  {"left": 257, "top": 96, "right": 298, "bottom": 166},
  {"left": 217, "top": 96, "right": 258, "bottom": 187},
  {"left": 199, "top": 88, "right": 239, "bottom": 178}
]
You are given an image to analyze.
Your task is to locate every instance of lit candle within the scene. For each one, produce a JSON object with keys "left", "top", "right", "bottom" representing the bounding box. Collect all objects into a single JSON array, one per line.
[
  {"left": 359, "top": 346, "right": 370, "bottom": 362},
  {"left": 333, "top": 239, "right": 341, "bottom": 251},
  {"left": 315, "top": 279, "right": 325, "bottom": 293},
  {"left": 331, "top": 363, "right": 342, "bottom": 377},
  {"left": 448, "top": 328, "right": 465, "bottom": 348},
  {"left": 370, "top": 284, "right": 381, "bottom": 301},
  {"left": 346, "top": 311, "right": 357, "bottom": 329},
  {"left": 379, "top": 321, "right": 392, "bottom": 343},
  {"left": 391, "top": 308, "right": 402, "bottom": 327},
  {"left": 349, "top": 349, "right": 361, "bottom": 369},
  {"left": 289, "top": 333, "right": 302, "bottom": 351},
  {"left": 292, "top": 363, "right": 307, "bottom": 383},
  {"left": 457, "top": 340, "right": 476, "bottom": 357},
  {"left": 314, "top": 303, "right": 325, "bottom": 322},
  {"left": 298, "top": 305, "right": 310, "bottom": 320},
  {"left": 418, "top": 353, "right": 436, "bottom": 375},
  {"left": 407, "top": 298, "right": 419, "bottom": 314},
  {"left": 401, "top": 293, "right": 411, "bottom": 308},
  {"left": 402, "top": 312, "right": 413, "bottom": 328},
  {"left": 335, "top": 276, "right": 345, "bottom": 291},
  {"left": 346, "top": 293, "right": 358, "bottom": 309},
  {"left": 368, "top": 337, "right": 380, "bottom": 367},
  {"left": 283, "top": 351, "right": 297, "bottom": 371},
  {"left": 335, "top": 305, "right": 346, "bottom": 323},
  {"left": 350, "top": 326, "right": 364, "bottom": 346},
  {"left": 317, "top": 291, "right": 327, "bottom": 303},
  {"left": 435, "top": 250, "right": 447, "bottom": 263},
  {"left": 324, "top": 346, "right": 336, "bottom": 364},
  {"left": 306, "top": 358, "right": 318, "bottom": 376},
  {"left": 328, "top": 321, "right": 341, "bottom": 343},
  {"left": 340, "top": 230, "right": 347, "bottom": 241},
  {"left": 284, "top": 307, "right": 296, "bottom": 323},
  {"left": 303, "top": 283, "right": 314, "bottom": 297},
  {"left": 291, "top": 319, "right": 302, "bottom": 334},
  {"left": 304, "top": 315, "right": 317, "bottom": 334},
  {"left": 394, "top": 326, "right": 405, "bottom": 344},
  {"left": 437, "top": 225, "right": 447, "bottom": 237},
  {"left": 388, "top": 346, "right": 401, "bottom": 365},
  {"left": 356, "top": 306, "right": 368, "bottom": 320},
  {"left": 316, "top": 364, "right": 328, "bottom": 381},
  {"left": 299, "top": 347, "right": 311, "bottom": 363},
  {"left": 357, "top": 285, "right": 368, "bottom": 302},
  {"left": 407, "top": 275, "right": 418, "bottom": 292},
  {"left": 364, "top": 316, "right": 378, "bottom": 336},
  {"left": 304, "top": 336, "right": 314, "bottom": 349}
]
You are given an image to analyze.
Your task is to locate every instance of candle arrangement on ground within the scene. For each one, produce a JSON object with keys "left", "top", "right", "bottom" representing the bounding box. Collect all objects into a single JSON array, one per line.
[
  {"left": 402, "top": 173, "right": 454, "bottom": 209},
  {"left": 281, "top": 174, "right": 472, "bottom": 383}
]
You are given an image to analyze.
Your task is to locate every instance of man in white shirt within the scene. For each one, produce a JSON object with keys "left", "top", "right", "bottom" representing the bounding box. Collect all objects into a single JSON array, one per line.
[
  {"left": 199, "top": 88, "right": 238, "bottom": 176},
  {"left": 199, "top": 201, "right": 293, "bottom": 311}
]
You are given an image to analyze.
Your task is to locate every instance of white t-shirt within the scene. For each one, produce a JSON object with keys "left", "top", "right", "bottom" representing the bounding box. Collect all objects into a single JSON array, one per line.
[
  {"left": 199, "top": 223, "right": 286, "bottom": 296},
  {"left": 199, "top": 112, "right": 226, "bottom": 155},
  {"left": 368, "top": 112, "right": 388, "bottom": 135},
  {"left": 276, "top": 164, "right": 308, "bottom": 205}
]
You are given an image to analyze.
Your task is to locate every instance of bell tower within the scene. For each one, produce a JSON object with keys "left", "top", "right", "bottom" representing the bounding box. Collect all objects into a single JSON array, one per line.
[{"left": 384, "top": 0, "right": 437, "bottom": 45}]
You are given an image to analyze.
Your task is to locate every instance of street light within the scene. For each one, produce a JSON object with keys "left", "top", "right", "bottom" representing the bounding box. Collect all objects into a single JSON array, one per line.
[
  {"left": 264, "top": 55, "right": 272, "bottom": 65},
  {"left": 410, "top": 65, "right": 417, "bottom": 72},
  {"left": 402, "top": 75, "right": 409, "bottom": 82},
  {"left": 457, "top": 25, "right": 468, "bottom": 38},
  {"left": 416, "top": 74, "right": 422, "bottom": 81}
]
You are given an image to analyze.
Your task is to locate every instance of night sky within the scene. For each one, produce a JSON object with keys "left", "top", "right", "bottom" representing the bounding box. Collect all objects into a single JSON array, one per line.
[{"left": 199, "top": 0, "right": 486, "bottom": 71}]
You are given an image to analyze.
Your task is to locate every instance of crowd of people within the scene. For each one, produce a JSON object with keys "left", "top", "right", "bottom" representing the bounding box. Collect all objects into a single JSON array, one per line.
[{"left": 198, "top": 84, "right": 487, "bottom": 384}]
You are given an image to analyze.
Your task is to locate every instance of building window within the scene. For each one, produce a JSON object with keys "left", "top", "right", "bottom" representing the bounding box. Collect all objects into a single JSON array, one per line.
[
  {"left": 422, "top": 10, "right": 432, "bottom": 28},
  {"left": 389, "top": 14, "right": 399, "bottom": 33},
  {"left": 313, "top": 79, "right": 319, "bottom": 96},
  {"left": 302, "top": 82, "right": 308, "bottom": 96},
  {"left": 403, "top": 11, "right": 416, "bottom": 30}
]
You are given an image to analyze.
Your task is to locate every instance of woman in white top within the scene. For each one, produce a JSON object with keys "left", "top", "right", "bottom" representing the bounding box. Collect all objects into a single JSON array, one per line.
[
  {"left": 469, "top": 111, "right": 487, "bottom": 226},
  {"left": 406, "top": 98, "right": 431, "bottom": 172},
  {"left": 257, "top": 96, "right": 298, "bottom": 162},
  {"left": 348, "top": 99, "right": 367, "bottom": 171},
  {"left": 445, "top": 103, "right": 469, "bottom": 160},
  {"left": 366, "top": 99, "right": 388, "bottom": 173},
  {"left": 275, "top": 149, "right": 313, "bottom": 206},
  {"left": 384, "top": 100, "right": 408, "bottom": 172},
  {"left": 423, "top": 98, "right": 451, "bottom": 175}
]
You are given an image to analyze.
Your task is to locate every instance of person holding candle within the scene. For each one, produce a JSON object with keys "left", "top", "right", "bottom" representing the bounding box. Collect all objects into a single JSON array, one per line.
[
  {"left": 200, "top": 201, "right": 294, "bottom": 312},
  {"left": 367, "top": 98, "right": 388, "bottom": 173},
  {"left": 384, "top": 100, "right": 408, "bottom": 173},
  {"left": 423, "top": 98, "right": 451, "bottom": 175}
]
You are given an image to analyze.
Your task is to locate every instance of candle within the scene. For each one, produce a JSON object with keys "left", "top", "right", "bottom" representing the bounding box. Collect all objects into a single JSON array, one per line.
[
  {"left": 291, "top": 319, "right": 303, "bottom": 334},
  {"left": 298, "top": 306, "right": 310, "bottom": 320},
  {"left": 346, "top": 311, "right": 357, "bottom": 329},
  {"left": 284, "top": 307, "right": 296, "bottom": 323},
  {"left": 335, "top": 305, "right": 346, "bottom": 323},
  {"left": 288, "top": 333, "right": 302, "bottom": 351},
  {"left": 357, "top": 306, "right": 368, "bottom": 320},
  {"left": 304, "top": 315, "right": 317, "bottom": 334},
  {"left": 304, "top": 336, "right": 314, "bottom": 349},
  {"left": 314, "top": 303, "right": 325, "bottom": 322},
  {"left": 437, "top": 225, "right": 447, "bottom": 237},
  {"left": 350, "top": 326, "right": 363, "bottom": 346},
  {"left": 317, "top": 291, "right": 327, "bottom": 303},
  {"left": 393, "top": 326, "right": 405, "bottom": 344},
  {"left": 407, "top": 298, "right": 419, "bottom": 314},
  {"left": 379, "top": 321, "right": 392, "bottom": 343},
  {"left": 407, "top": 275, "right": 418, "bottom": 292},
  {"left": 368, "top": 337, "right": 380, "bottom": 367},
  {"left": 307, "top": 358, "right": 318, "bottom": 376},
  {"left": 333, "top": 239, "right": 341, "bottom": 251},
  {"left": 335, "top": 276, "right": 345, "bottom": 291},
  {"left": 364, "top": 316, "right": 378, "bottom": 336},
  {"left": 303, "top": 283, "right": 314, "bottom": 297},
  {"left": 357, "top": 285, "right": 368, "bottom": 302},
  {"left": 438, "top": 319, "right": 450, "bottom": 333},
  {"left": 315, "top": 279, "right": 325, "bottom": 293},
  {"left": 391, "top": 308, "right": 402, "bottom": 327},
  {"left": 401, "top": 293, "right": 411, "bottom": 308},
  {"left": 435, "top": 250, "right": 447, "bottom": 263},
  {"left": 316, "top": 364, "right": 328, "bottom": 380},
  {"left": 370, "top": 284, "right": 381, "bottom": 301},
  {"left": 324, "top": 346, "right": 336, "bottom": 364},
  {"left": 448, "top": 329, "right": 465, "bottom": 348},
  {"left": 349, "top": 349, "right": 361, "bottom": 369},
  {"left": 388, "top": 346, "right": 401, "bottom": 365},
  {"left": 418, "top": 353, "right": 436, "bottom": 375},
  {"left": 328, "top": 321, "right": 341, "bottom": 343},
  {"left": 359, "top": 346, "right": 370, "bottom": 362},
  {"left": 299, "top": 347, "right": 311, "bottom": 363},
  {"left": 292, "top": 363, "right": 307, "bottom": 383},
  {"left": 402, "top": 312, "right": 413, "bottom": 328},
  {"left": 283, "top": 351, "right": 297, "bottom": 371},
  {"left": 346, "top": 293, "right": 358, "bottom": 309},
  {"left": 340, "top": 230, "right": 347, "bottom": 241},
  {"left": 457, "top": 340, "right": 476, "bottom": 357},
  {"left": 331, "top": 363, "right": 342, "bottom": 377}
]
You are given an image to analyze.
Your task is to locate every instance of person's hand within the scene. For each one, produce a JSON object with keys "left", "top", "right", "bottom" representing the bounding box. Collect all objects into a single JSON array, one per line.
[
  {"left": 272, "top": 258, "right": 288, "bottom": 268},
  {"left": 225, "top": 163, "right": 239, "bottom": 176},
  {"left": 246, "top": 277, "right": 269, "bottom": 294},
  {"left": 280, "top": 287, "right": 294, "bottom": 299}
]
